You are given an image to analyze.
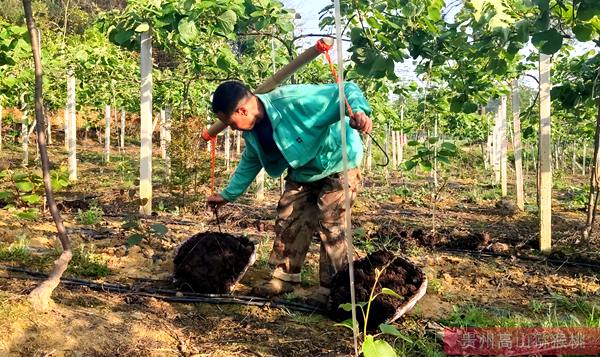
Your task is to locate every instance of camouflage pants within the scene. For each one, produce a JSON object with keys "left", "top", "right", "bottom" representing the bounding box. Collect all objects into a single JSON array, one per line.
[{"left": 268, "top": 168, "right": 360, "bottom": 288}]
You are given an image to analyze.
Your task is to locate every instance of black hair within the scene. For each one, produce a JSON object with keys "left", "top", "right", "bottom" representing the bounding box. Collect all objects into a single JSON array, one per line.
[{"left": 211, "top": 80, "right": 252, "bottom": 116}]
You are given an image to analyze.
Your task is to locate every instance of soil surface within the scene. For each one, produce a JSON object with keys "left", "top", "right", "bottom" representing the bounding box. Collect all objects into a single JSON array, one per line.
[
  {"left": 174, "top": 232, "right": 255, "bottom": 294},
  {"left": 330, "top": 250, "right": 425, "bottom": 330},
  {"left": 0, "top": 138, "right": 599, "bottom": 356}
]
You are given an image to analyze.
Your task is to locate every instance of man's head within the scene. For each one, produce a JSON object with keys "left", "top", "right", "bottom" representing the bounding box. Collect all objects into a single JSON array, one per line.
[{"left": 211, "top": 80, "right": 259, "bottom": 131}]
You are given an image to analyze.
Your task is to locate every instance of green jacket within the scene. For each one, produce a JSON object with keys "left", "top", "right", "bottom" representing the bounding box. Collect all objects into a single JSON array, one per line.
[{"left": 220, "top": 82, "right": 372, "bottom": 202}]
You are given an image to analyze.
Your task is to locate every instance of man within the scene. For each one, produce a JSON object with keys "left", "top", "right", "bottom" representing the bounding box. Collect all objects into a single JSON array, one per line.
[{"left": 206, "top": 80, "right": 372, "bottom": 303}]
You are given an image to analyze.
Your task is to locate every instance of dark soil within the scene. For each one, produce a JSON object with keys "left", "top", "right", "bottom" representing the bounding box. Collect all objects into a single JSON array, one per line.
[
  {"left": 173, "top": 231, "right": 255, "bottom": 294},
  {"left": 329, "top": 250, "right": 425, "bottom": 331}
]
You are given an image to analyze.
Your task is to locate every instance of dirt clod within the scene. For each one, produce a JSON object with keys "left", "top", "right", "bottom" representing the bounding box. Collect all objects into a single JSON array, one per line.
[
  {"left": 329, "top": 250, "right": 425, "bottom": 330},
  {"left": 173, "top": 231, "right": 255, "bottom": 294}
]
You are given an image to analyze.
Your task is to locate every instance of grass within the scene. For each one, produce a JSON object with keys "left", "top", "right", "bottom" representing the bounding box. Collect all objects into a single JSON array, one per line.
[
  {"left": 426, "top": 277, "right": 443, "bottom": 296},
  {"left": 0, "top": 236, "right": 30, "bottom": 261},
  {"left": 76, "top": 202, "right": 103, "bottom": 225},
  {"left": 443, "top": 299, "right": 600, "bottom": 329},
  {"left": 66, "top": 245, "right": 111, "bottom": 278}
]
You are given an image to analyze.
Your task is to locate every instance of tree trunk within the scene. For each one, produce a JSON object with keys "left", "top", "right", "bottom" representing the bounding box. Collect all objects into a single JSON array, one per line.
[
  {"left": 23, "top": 0, "right": 72, "bottom": 311},
  {"left": 582, "top": 97, "right": 600, "bottom": 240},
  {"left": 139, "top": 30, "right": 153, "bottom": 215}
]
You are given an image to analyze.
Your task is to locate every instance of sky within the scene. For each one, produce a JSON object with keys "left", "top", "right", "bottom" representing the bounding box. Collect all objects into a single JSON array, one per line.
[{"left": 280, "top": 0, "right": 598, "bottom": 92}]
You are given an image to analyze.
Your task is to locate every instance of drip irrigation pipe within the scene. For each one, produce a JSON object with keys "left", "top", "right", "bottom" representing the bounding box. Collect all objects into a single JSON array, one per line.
[
  {"left": 435, "top": 247, "right": 600, "bottom": 271},
  {"left": 0, "top": 265, "right": 326, "bottom": 314}
]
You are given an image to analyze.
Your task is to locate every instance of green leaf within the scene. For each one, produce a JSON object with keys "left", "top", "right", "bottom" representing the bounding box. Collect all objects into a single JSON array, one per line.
[
  {"left": 339, "top": 303, "right": 353, "bottom": 311},
  {"left": 150, "top": 223, "right": 168, "bottom": 235},
  {"left": 427, "top": 5, "right": 441, "bottom": 22},
  {"left": 427, "top": 137, "right": 438, "bottom": 144},
  {"left": 334, "top": 318, "right": 355, "bottom": 331},
  {"left": 514, "top": 20, "right": 529, "bottom": 43},
  {"left": 531, "top": 29, "right": 563, "bottom": 54},
  {"left": 381, "top": 287, "right": 402, "bottom": 299},
  {"left": 15, "top": 208, "right": 38, "bottom": 220},
  {"left": 462, "top": 101, "right": 479, "bottom": 113},
  {"left": 113, "top": 30, "right": 133, "bottom": 45},
  {"left": 127, "top": 233, "right": 144, "bottom": 247},
  {"left": 577, "top": 2, "right": 600, "bottom": 21},
  {"left": 573, "top": 24, "right": 594, "bottom": 42},
  {"left": 362, "top": 335, "right": 397, "bottom": 357},
  {"left": 441, "top": 142, "right": 457, "bottom": 153},
  {"left": 0, "top": 191, "right": 13, "bottom": 201},
  {"left": 14, "top": 181, "right": 33, "bottom": 192},
  {"left": 379, "top": 323, "right": 402, "bottom": 337},
  {"left": 121, "top": 220, "right": 139, "bottom": 230},
  {"left": 178, "top": 18, "right": 199, "bottom": 43},
  {"left": 218, "top": 9, "right": 238, "bottom": 33},
  {"left": 402, "top": 160, "right": 418, "bottom": 171},
  {"left": 380, "top": 324, "right": 414, "bottom": 343},
  {"left": 437, "top": 155, "right": 451, "bottom": 165},
  {"left": 419, "top": 160, "right": 433, "bottom": 172},
  {"left": 407, "top": 140, "right": 419, "bottom": 146},
  {"left": 21, "top": 194, "right": 41, "bottom": 205},
  {"left": 134, "top": 23, "right": 150, "bottom": 33}
]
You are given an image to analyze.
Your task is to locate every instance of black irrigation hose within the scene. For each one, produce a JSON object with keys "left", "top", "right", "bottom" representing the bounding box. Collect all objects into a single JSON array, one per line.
[
  {"left": 0, "top": 265, "right": 327, "bottom": 314},
  {"left": 436, "top": 247, "right": 600, "bottom": 271}
]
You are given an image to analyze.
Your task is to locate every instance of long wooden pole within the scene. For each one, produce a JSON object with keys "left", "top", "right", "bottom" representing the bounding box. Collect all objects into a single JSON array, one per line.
[
  {"left": 203, "top": 38, "right": 334, "bottom": 139},
  {"left": 512, "top": 80, "right": 524, "bottom": 210},
  {"left": 538, "top": 53, "right": 552, "bottom": 252}
]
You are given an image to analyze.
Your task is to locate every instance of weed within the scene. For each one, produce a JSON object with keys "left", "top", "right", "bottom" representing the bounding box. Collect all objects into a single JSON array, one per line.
[
  {"left": 529, "top": 299, "right": 544, "bottom": 314},
  {"left": 76, "top": 202, "right": 103, "bottom": 225},
  {"left": 427, "top": 277, "right": 443, "bottom": 296},
  {"left": 405, "top": 243, "right": 425, "bottom": 257},
  {"left": 481, "top": 187, "right": 501, "bottom": 201},
  {"left": 444, "top": 305, "right": 498, "bottom": 327},
  {"left": 0, "top": 235, "right": 30, "bottom": 261},
  {"left": 300, "top": 265, "right": 317, "bottom": 287},
  {"left": 67, "top": 245, "right": 111, "bottom": 278}
]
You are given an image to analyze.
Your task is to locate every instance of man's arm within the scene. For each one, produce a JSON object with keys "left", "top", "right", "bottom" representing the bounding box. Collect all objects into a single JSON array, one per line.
[
  {"left": 344, "top": 82, "right": 372, "bottom": 117},
  {"left": 220, "top": 145, "right": 263, "bottom": 202}
]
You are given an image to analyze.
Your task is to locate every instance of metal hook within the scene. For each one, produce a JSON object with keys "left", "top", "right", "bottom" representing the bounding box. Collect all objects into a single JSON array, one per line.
[{"left": 367, "top": 132, "right": 390, "bottom": 167}]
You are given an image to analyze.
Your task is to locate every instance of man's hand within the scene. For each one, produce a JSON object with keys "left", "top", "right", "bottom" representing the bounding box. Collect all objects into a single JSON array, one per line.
[
  {"left": 349, "top": 111, "right": 373, "bottom": 134},
  {"left": 206, "top": 194, "right": 229, "bottom": 211}
]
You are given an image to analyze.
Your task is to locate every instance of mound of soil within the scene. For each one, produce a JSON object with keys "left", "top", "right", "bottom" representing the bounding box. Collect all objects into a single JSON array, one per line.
[
  {"left": 173, "top": 232, "right": 255, "bottom": 294},
  {"left": 329, "top": 250, "right": 425, "bottom": 331}
]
